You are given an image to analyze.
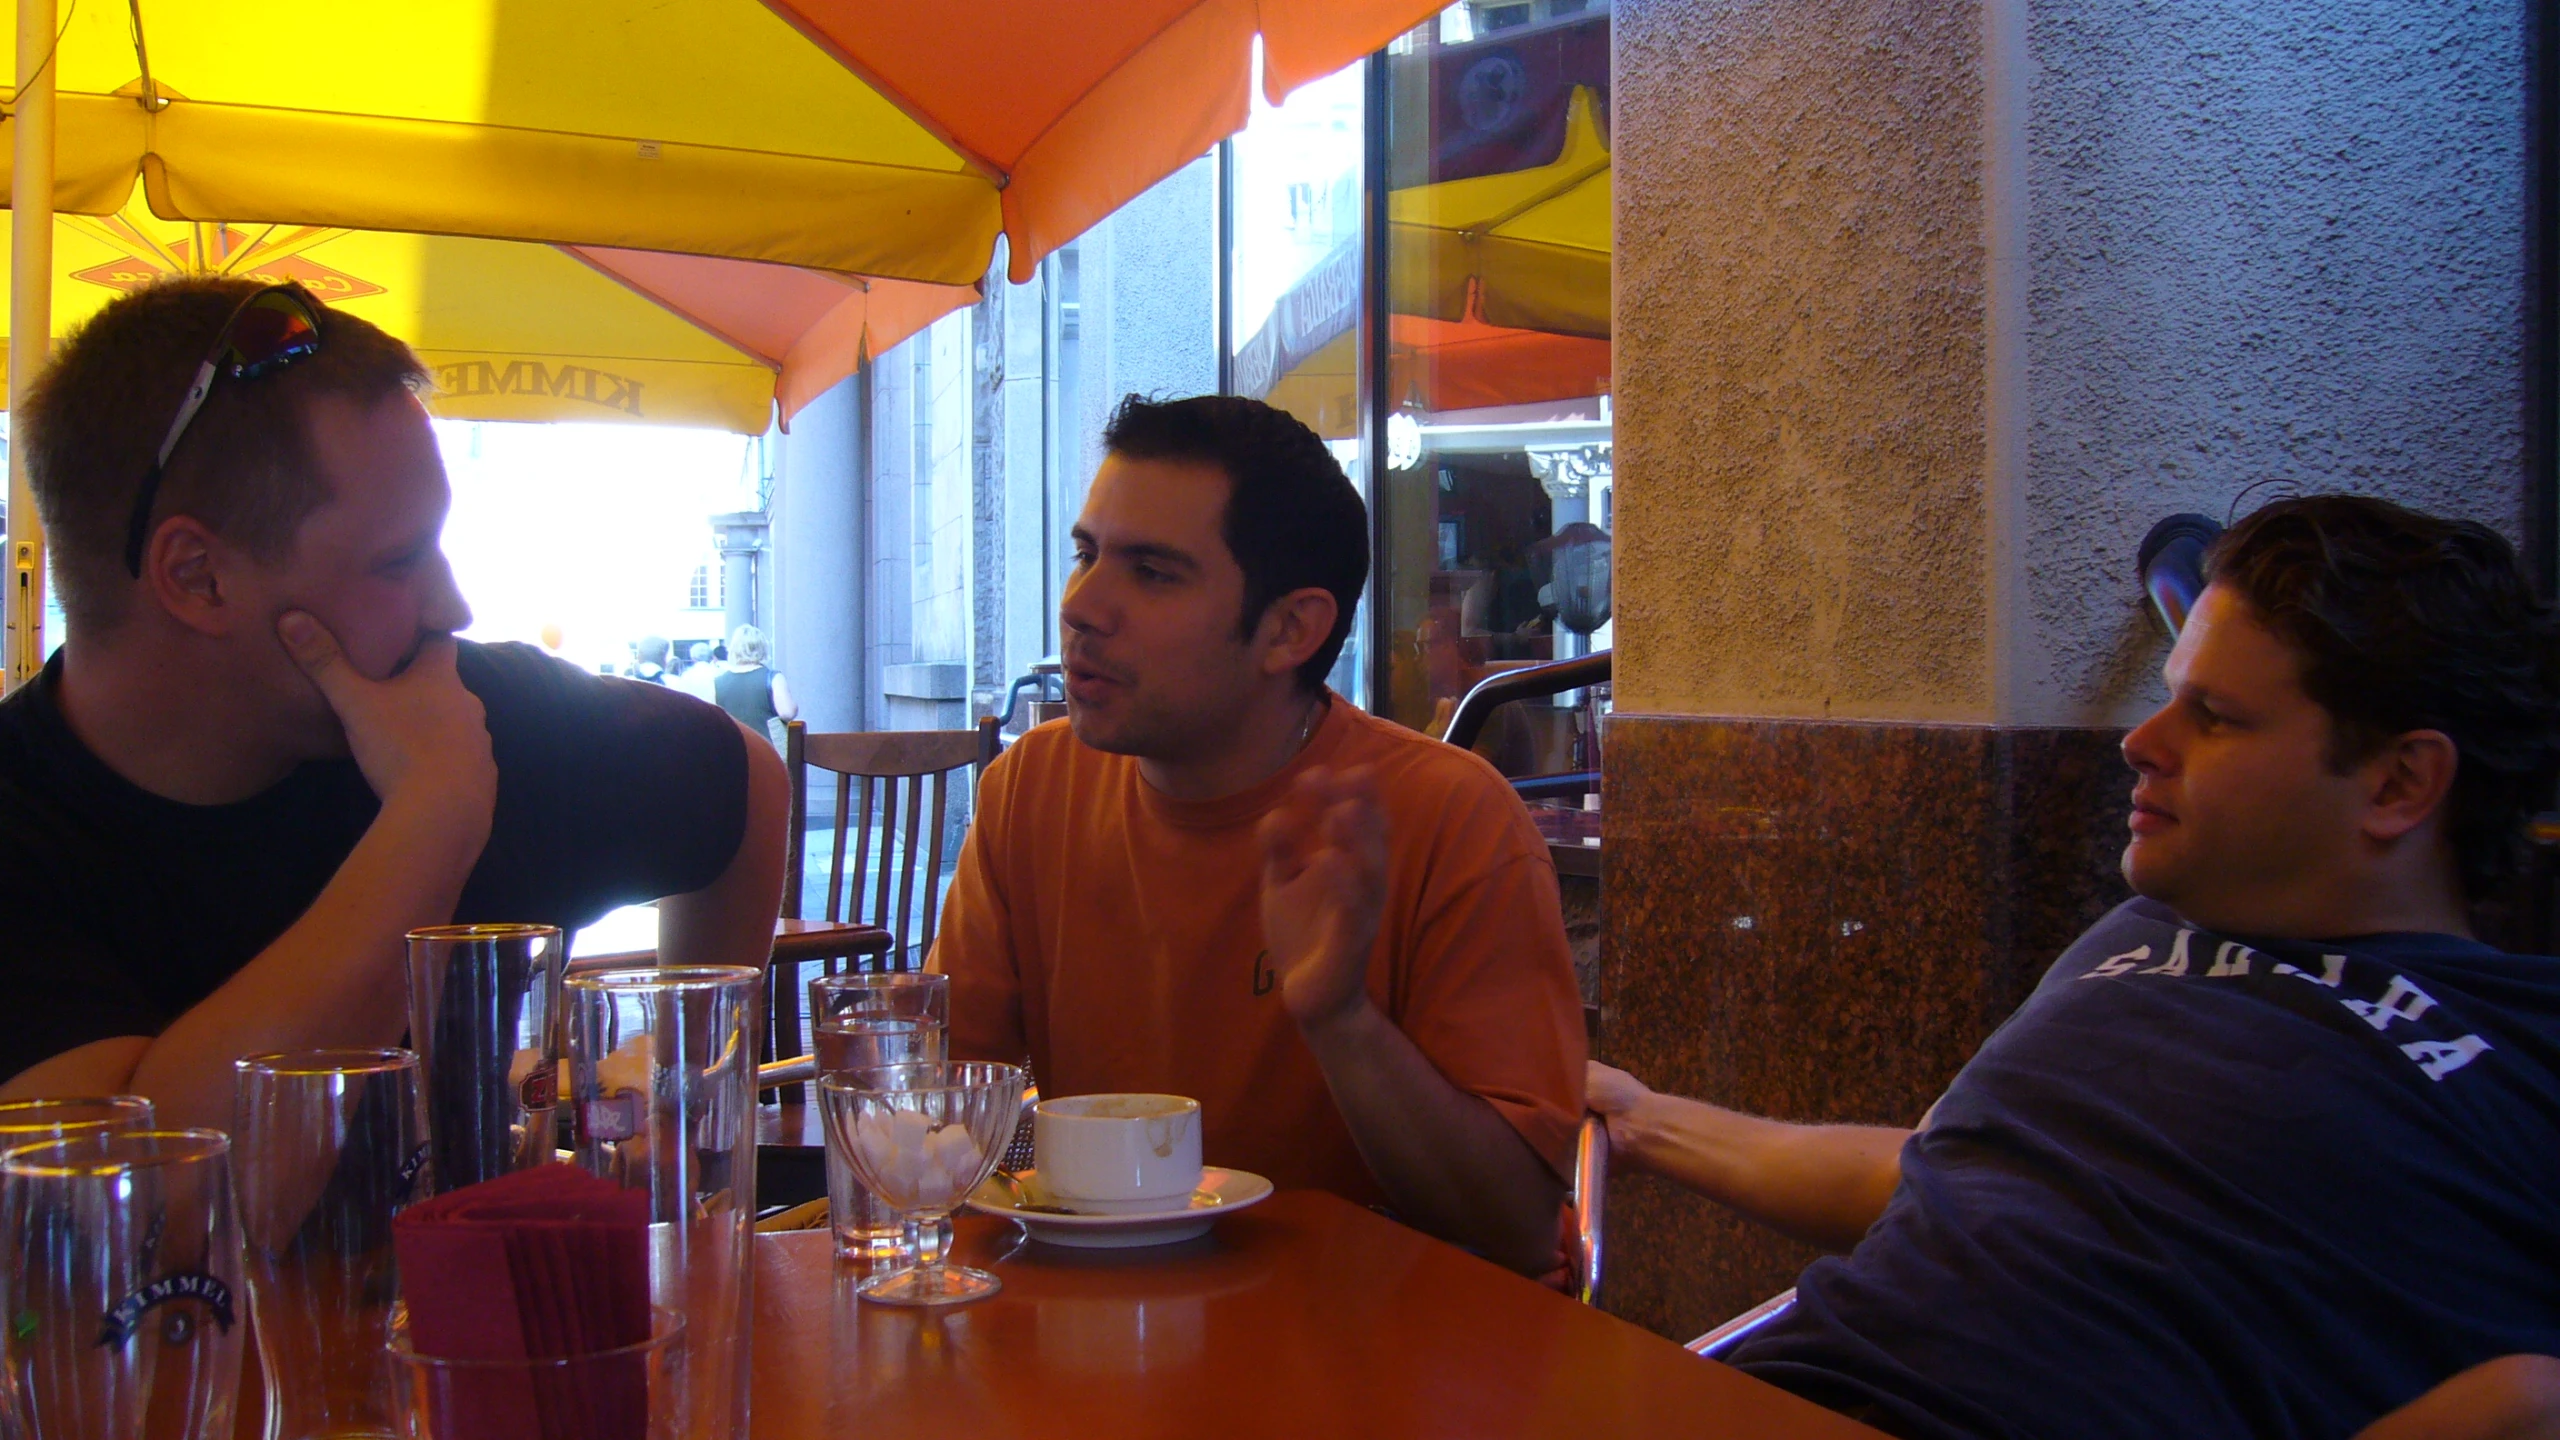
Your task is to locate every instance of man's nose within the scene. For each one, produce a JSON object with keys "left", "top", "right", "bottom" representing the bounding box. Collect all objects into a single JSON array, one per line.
[
  {"left": 2121, "top": 705, "right": 2174, "bottom": 776},
  {"left": 1060, "top": 563, "right": 1105, "bottom": 636},
  {"left": 421, "top": 551, "right": 473, "bottom": 635}
]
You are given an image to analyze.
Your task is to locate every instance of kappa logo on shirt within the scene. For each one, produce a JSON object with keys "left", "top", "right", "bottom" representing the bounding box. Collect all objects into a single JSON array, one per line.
[{"left": 2079, "top": 928, "right": 2494, "bottom": 1082}]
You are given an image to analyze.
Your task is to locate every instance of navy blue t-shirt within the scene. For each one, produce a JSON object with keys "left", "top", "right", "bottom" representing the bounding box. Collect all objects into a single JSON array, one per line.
[
  {"left": 1731, "top": 898, "right": 2560, "bottom": 1440},
  {"left": 0, "top": 641, "right": 748, "bottom": 1084}
]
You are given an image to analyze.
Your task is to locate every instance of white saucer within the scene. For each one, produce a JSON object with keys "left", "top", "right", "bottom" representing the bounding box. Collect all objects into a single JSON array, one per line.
[{"left": 965, "top": 1166, "right": 1273, "bottom": 1248}]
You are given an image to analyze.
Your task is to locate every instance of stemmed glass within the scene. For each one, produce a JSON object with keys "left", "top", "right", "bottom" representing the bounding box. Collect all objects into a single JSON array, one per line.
[{"left": 819, "top": 1062, "right": 1024, "bottom": 1306}]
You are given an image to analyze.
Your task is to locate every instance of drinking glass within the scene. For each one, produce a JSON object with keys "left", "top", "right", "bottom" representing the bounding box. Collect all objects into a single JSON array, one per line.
[
  {"left": 0, "top": 1097, "right": 155, "bottom": 1157},
  {"left": 808, "top": 974, "right": 948, "bottom": 1264},
  {"left": 233, "top": 1049, "right": 427, "bottom": 1440},
  {"left": 388, "top": 1308, "right": 686, "bottom": 1440},
  {"left": 567, "top": 965, "right": 760, "bottom": 1440},
  {"left": 0, "top": 1098, "right": 156, "bottom": 1439},
  {"left": 819, "top": 1062, "right": 1024, "bottom": 1306},
  {"left": 405, "top": 924, "right": 566, "bottom": 1192},
  {"left": 0, "top": 1130, "right": 245, "bottom": 1440}
]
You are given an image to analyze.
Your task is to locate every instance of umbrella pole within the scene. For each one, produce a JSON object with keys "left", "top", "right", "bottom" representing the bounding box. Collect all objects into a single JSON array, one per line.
[{"left": 5, "top": 0, "right": 52, "bottom": 692}]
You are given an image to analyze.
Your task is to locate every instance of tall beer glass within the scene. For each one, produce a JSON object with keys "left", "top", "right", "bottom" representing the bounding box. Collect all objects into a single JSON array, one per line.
[
  {"left": 404, "top": 924, "right": 565, "bottom": 1191},
  {"left": 234, "top": 1049, "right": 425, "bottom": 1439},
  {"left": 568, "top": 965, "right": 759, "bottom": 1440},
  {"left": 0, "top": 1130, "right": 244, "bottom": 1439}
]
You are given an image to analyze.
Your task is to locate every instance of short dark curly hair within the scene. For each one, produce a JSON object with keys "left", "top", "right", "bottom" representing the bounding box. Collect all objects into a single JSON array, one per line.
[
  {"left": 2207, "top": 495, "right": 2560, "bottom": 898},
  {"left": 1101, "top": 394, "right": 1369, "bottom": 691}
]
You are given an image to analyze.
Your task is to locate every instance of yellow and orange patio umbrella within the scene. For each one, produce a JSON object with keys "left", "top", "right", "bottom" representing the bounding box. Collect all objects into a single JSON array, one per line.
[
  {"left": 4, "top": 0, "right": 1450, "bottom": 286},
  {"left": 1, "top": 0, "right": 1451, "bottom": 680},
  {"left": 1, "top": 194, "right": 977, "bottom": 431}
]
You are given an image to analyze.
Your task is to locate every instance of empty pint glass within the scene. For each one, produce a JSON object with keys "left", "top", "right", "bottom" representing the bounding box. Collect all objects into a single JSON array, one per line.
[
  {"left": 568, "top": 966, "right": 760, "bottom": 1440},
  {"left": 808, "top": 973, "right": 946, "bottom": 1261},
  {"left": 1, "top": 1131, "right": 245, "bottom": 1440},
  {"left": 404, "top": 924, "right": 565, "bottom": 1191},
  {"left": 233, "top": 1049, "right": 426, "bottom": 1439}
]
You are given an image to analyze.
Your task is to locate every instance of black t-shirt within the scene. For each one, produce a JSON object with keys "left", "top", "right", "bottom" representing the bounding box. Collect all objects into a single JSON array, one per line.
[
  {"left": 1732, "top": 897, "right": 2560, "bottom": 1440},
  {"left": 0, "top": 641, "right": 748, "bottom": 1083}
]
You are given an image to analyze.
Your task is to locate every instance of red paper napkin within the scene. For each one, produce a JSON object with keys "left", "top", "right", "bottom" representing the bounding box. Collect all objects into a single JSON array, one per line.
[{"left": 393, "top": 1165, "right": 655, "bottom": 1440}]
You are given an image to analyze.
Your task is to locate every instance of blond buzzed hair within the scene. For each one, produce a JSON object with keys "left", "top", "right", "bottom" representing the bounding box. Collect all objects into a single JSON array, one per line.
[{"left": 20, "top": 276, "right": 429, "bottom": 630}]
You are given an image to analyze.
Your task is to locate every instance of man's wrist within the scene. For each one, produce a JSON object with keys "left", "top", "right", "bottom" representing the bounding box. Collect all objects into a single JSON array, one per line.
[
  {"left": 374, "top": 784, "right": 495, "bottom": 869},
  {"left": 1292, "top": 990, "right": 1384, "bottom": 1055}
]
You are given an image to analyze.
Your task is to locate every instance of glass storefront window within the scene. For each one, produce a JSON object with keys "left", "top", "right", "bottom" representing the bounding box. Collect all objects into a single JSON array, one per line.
[
  {"left": 1378, "top": 0, "right": 1612, "bottom": 778},
  {"left": 1227, "top": 48, "right": 1371, "bottom": 707}
]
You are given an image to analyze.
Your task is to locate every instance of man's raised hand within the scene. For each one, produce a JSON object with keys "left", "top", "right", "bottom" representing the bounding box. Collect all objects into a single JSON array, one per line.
[
  {"left": 1258, "top": 766, "right": 1388, "bottom": 1032},
  {"left": 277, "top": 611, "right": 495, "bottom": 827}
]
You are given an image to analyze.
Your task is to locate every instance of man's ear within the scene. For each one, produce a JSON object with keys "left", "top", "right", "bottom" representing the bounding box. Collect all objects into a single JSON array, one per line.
[
  {"left": 143, "top": 517, "right": 242, "bottom": 638},
  {"left": 1255, "top": 586, "right": 1341, "bottom": 681},
  {"left": 2362, "top": 729, "right": 2460, "bottom": 844}
]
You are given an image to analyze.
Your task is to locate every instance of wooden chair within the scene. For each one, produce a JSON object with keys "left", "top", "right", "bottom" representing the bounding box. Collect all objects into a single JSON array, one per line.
[{"left": 773, "top": 721, "right": 987, "bottom": 1095}]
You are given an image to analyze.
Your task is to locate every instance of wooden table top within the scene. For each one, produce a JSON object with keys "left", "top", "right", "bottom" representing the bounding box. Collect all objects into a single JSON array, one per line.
[{"left": 748, "top": 1191, "right": 1887, "bottom": 1440}]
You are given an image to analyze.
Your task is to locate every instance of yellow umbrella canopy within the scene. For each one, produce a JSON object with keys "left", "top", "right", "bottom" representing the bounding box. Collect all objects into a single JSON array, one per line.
[
  {"left": 0, "top": 196, "right": 980, "bottom": 432},
  {"left": 1389, "top": 85, "right": 1611, "bottom": 339},
  {"left": 1, "top": 0, "right": 997, "bottom": 284}
]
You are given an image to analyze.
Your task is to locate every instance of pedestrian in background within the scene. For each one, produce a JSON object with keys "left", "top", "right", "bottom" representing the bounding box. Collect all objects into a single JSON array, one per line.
[
  {"left": 629, "top": 635, "right": 671, "bottom": 685},
  {"left": 717, "top": 625, "right": 797, "bottom": 748}
]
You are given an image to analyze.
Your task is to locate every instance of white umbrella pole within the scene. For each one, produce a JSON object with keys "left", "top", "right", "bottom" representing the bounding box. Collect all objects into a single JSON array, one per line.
[{"left": 5, "top": 0, "right": 53, "bottom": 691}]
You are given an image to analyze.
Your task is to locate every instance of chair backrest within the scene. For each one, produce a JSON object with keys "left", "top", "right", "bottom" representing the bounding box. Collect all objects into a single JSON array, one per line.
[{"left": 783, "top": 721, "right": 986, "bottom": 967}]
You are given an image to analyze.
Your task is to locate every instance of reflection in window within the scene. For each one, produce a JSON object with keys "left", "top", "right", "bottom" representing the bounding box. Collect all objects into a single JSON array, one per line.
[
  {"left": 1228, "top": 49, "right": 1372, "bottom": 706},
  {"left": 1379, "top": 1, "right": 1613, "bottom": 781}
]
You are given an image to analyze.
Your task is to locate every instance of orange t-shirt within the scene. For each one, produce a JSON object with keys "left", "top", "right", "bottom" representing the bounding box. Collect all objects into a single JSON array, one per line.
[{"left": 931, "top": 695, "right": 1587, "bottom": 1205}]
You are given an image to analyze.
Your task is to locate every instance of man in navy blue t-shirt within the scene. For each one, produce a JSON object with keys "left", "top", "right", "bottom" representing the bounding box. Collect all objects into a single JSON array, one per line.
[{"left": 1591, "top": 496, "right": 2560, "bottom": 1440}]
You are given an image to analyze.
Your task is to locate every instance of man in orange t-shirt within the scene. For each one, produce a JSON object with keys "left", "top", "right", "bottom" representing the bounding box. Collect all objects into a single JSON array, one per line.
[{"left": 932, "top": 395, "right": 1586, "bottom": 1274}]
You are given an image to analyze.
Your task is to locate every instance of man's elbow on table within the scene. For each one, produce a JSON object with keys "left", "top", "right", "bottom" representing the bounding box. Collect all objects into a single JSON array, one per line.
[{"left": 2, "top": 1036, "right": 153, "bottom": 1101}]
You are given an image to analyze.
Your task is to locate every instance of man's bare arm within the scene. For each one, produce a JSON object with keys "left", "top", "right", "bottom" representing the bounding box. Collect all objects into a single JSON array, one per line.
[
  {"left": 1299, "top": 1000, "right": 1566, "bottom": 1272},
  {"left": 1261, "top": 767, "right": 1564, "bottom": 1274},
  {"left": 2355, "top": 1356, "right": 2560, "bottom": 1440},
  {"left": 655, "top": 720, "right": 790, "bottom": 971},
  {"left": 1587, "top": 1061, "right": 1916, "bottom": 1253},
  {"left": 0, "top": 617, "right": 495, "bottom": 1130}
]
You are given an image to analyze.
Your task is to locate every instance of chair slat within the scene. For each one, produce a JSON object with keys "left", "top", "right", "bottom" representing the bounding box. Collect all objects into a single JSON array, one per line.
[
  {"left": 852, "top": 774, "right": 877, "bottom": 930},
  {"left": 825, "top": 775, "right": 851, "bottom": 925},
  {"left": 921, "top": 768, "right": 950, "bottom": 961},
  {"left": 870, "top": 776, "right": 899, "bottom": 962},
  {"left": 893, "top": 776, "right": 924, "bottom": 970}
]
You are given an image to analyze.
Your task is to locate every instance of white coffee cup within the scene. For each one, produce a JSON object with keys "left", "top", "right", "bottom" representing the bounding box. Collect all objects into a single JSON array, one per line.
[{"left": 1032, "top": 1093, "right": 1204, "bottom": 1213}]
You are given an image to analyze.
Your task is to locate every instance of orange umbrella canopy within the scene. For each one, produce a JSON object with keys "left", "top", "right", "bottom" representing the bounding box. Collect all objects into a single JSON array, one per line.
[{"left": 765, "top": 0, "right": 1445, "bottom": 282}]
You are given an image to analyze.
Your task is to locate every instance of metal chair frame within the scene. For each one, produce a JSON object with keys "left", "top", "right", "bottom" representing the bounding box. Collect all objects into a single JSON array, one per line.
[{"left": 1686, "top": 1288, "right": 1801, "bottom": 1359}]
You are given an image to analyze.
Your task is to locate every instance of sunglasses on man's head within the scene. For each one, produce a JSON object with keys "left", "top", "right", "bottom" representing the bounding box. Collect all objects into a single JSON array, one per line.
[{"left": 123, "top": 283, "right": 326, "bottom": 577}]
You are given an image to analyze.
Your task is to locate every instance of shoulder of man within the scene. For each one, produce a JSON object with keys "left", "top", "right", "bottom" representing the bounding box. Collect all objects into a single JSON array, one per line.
[
  {"left": 452, "top": 638, "right": 744, "bottom": 800},
  {"left": 1330, "top": 701, "right": 1545, "bottom": 836},
  {"left": 457, "top": 640, "right": 721, "bottom": 729}
]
